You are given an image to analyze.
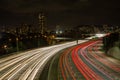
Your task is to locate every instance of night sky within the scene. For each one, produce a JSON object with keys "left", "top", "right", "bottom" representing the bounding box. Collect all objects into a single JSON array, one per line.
[{"left": 0, "top": 0, "right": 120, "bottom": 28}]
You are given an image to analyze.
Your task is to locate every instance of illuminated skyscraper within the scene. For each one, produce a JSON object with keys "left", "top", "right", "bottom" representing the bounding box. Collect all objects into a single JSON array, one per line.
[{"left": 38, "top": 12, "right": 46, "bottom": 34}]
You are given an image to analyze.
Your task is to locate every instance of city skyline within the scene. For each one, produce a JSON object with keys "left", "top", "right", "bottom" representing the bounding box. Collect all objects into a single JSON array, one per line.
[{"left": 0, "top": 0, "right": 120, "bottom": 28}]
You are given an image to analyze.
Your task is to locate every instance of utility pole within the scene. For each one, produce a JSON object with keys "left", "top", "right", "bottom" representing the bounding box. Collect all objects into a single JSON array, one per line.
[{"left": 75, "top": 26, "right": 79, "bottom": 45}]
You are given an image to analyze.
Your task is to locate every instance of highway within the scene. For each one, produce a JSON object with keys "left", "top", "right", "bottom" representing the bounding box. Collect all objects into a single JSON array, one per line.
[
  {"left": 59, "top": 39, "right": 120, "bottom": 80},
  {"left": 0, "top": 40, "right": 87, "bottom": 80}
]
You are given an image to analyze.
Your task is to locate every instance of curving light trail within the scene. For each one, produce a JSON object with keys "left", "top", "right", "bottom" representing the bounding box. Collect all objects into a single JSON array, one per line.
[
  {"left": 59, "top": 40, "right": 120, "bottom": 80},
  {"left": 0, "top": 40, "right": 87, "bottom": 80}
]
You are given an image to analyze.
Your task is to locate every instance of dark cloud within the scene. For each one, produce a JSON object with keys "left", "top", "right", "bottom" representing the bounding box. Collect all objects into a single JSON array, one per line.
[
  {"left": 0, "top": 0, "right": 90, "bottom": 13},
  {"left": 0, "top": 0, "right": 120, "bottom": 26}
]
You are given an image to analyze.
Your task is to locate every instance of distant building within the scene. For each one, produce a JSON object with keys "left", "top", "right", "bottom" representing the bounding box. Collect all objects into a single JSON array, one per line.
[
  {"left": 16, "top": 24, "right": 29, "bottom": 34},
  {"left": 38, "top": 12, "right": 46, "bottom": 34}
]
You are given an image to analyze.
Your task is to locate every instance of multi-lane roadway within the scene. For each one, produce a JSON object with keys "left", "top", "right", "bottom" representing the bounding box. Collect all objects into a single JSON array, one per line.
[
  {"left": 58, "top": 40, "right": 120, "bottom": 80},
  {"left": 0, "top": 34, "right": 111, "bottom": 80},
  {"left": 0, "top": 40, "right": 87, "bottom": 80}
]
